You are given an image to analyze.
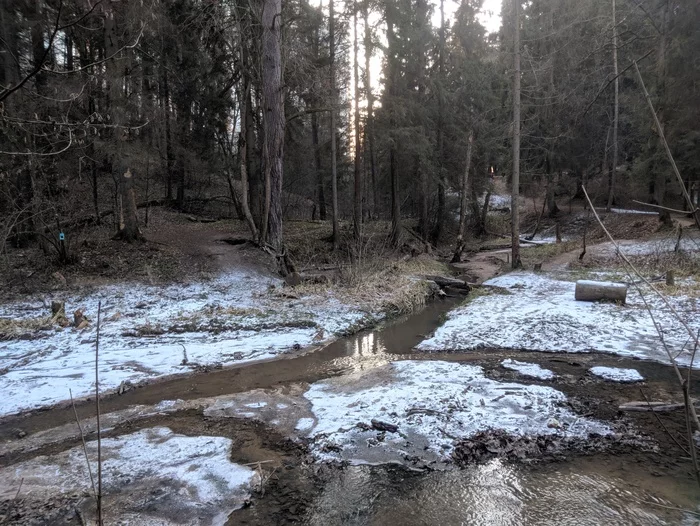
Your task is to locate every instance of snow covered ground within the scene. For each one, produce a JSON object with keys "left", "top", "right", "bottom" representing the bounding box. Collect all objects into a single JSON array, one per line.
[
  {"left": 594, "top": 236, "right": 700, "bottom": 258},
  {"left": 418, "top": 272, "right": 700, "bottom": 367},
  {"left": 589, "top": 366, "right": 644, "bottom": 383},
  {"left": 0, "top": 427, "right": 255, "bottom": 525},
  {"left": 609, "top": 208, "right": 658, "bottom": 215},
  {"left": 302, "top": 360, "right": 608, "bottom": 464},
  {"left": 0, "top": 269, "right": 373, "bottom": 417},
  {"left": 502, "top": 359, "right": 555, "bottom": 380}
]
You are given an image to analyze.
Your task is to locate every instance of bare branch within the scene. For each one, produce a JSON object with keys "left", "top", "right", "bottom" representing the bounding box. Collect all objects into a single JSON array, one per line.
[
  {"left": 42, "top": 25, "right": 145, "bottom": 76},
  {"left": 0, "top": 130, "right": 73, "bottom": 156},
  {"left": 0, "top": 0, "right": 64, "bottom": 103},
  {"left": 582, "top": 49, "right": 653, "bottom": 117},
  {"left": 634, "top": 61, "right": 700, "bottom": 230},
  {"left": 631, "top": 200, "right": 698, "bottom": 215}
]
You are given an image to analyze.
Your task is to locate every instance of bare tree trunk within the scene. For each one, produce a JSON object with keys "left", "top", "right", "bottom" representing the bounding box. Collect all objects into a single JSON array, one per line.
[
  {"left": 458, "top": 129, "right": 474, "bottom": 240},
  {"left": 653, "top": 0, "right": 672, "bottom": 226},
  {"left": 239, "top": 82, "right": 259, "bottom": 240},
  {"left": 363, "top": 1, "right": 377, "bottom": 220},
  {"left": 546, "top": 156, "right": 559, "bottom": 217},
  {"left": 386, "top": 4, "right": 400, "bottom": 247},
  {"left": 114, "top": 169, "right": 143, "bottom": 242},
  {"left": 329, "top": 0, "right": 339, "bottom": 249},
  {"left": 511, "top": 0, "right": 521, "bottom": 268},
  {"left": 419, "top": 156, "right": 429, "bottom": 237},
  {"left": 606, "top": 0, "right": 619, "bottom": 211},
  {"left": 352, "top": 0, "right": 362, "bottom": 243},
  {"left": 311, "top": 111, "right": 326, "bottom": 220},
  {"left": 261, "top": 0, "right": 284, "bottom": 252},
  {"left": 160, "top": 66, "right": 174, "bottom": 202},
  {"left": 310, "top": 10, "right": 327, "bottom": 221},
  {"left": 431, "top": 0, "right": 446, "bottom": 245}
]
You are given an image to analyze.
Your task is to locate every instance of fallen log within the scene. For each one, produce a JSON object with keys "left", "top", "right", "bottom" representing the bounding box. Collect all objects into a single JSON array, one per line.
[
  {"left": 186, "top": 215, "right": 218, "bottom": 223},
  {"left": 371, "top": 419, "right": 399, "bottom": 433},
  {"left": 619, "top": 401, "right": 697, "bottom": 412},
  {"left": 423, "top": 275, "right": 472, "bottom": 291},
  {"left": 574, "top": 280, "right": 627, "bottom": 304}
]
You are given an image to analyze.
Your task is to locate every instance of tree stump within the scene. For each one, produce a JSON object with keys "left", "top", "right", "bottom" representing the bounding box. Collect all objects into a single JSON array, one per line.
[
  {"left": 574, "top": 280, "right": 627, "bottom": 303},
  {"left": 666, "top": 270, "right": 675, "bottom": 286}
]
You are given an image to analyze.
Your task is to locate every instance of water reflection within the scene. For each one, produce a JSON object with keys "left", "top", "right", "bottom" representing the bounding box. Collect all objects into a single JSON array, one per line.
[
  {"left": 322, "top": 298, "right": 463, "bottom": 377},
  {"left": 306, "top": 460, "right": 700, "bottom": 526}
]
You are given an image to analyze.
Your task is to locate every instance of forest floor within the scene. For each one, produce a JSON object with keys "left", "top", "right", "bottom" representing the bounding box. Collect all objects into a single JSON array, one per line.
[{"left": 1, "top": 204, "right": 700, "bottom": 524}]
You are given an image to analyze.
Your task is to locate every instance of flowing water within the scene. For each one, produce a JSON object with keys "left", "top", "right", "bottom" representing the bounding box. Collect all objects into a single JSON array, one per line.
[{"left": 306, "top": 460, "right": 699, "bottom": 525}]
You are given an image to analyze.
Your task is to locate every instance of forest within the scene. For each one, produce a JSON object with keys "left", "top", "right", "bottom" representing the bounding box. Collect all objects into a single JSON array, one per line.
[
  {"left": 1, "top": 0, "right": 698, "bottom": 263},
  {"left": 1, "top": 1, "right": 700, "bottom": 525}
]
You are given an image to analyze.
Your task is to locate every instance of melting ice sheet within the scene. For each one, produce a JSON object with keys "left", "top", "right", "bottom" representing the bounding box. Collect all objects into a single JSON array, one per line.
[{"left": 418, "top": 272, "right": 700, "bottom": 367}]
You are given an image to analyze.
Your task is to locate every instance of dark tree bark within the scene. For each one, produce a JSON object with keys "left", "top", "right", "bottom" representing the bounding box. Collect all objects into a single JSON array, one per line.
[
  {"left": 511, "top": 0, "right": 522, "bottom": 268},
  {"left": 606, "top": 0, "right": 619, "bottom": 211},
  {"left": 430, "top": 0, "right": 446, "bottom": 245},
  {"left": 653, "top": 0, "right": 672, "bottom": 226},
  {"left": 261, "top": 0, "right": 285, "bottom": 252},
  {"left": 352, "top": 0, "right": 362, "bottom": 243},
  {"left": 311, "top": 111, "right": 326, "bottom": 220},
  {"left": 458, "top": 129, "right": 474, "bottom": 240},
  {"left": 114, "top": 169, "right": 143, "bottom": 242},
  {"left": 363, "top": 0, "right": 377, "bottom": 220},
  {"left": 329, "top": 0, "right": 339, "bottom": 249},
  {"left": 239, "top": 81, "right": 259, "bottom": 240},
  {"left": 386, "top": 2, "right": 401, "bottom": 247}
]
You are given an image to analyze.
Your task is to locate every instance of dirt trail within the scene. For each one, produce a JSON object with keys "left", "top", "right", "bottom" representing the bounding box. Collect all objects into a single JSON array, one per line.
[{"left": 148, "top": 217, "right": 272, "bottom": 275}]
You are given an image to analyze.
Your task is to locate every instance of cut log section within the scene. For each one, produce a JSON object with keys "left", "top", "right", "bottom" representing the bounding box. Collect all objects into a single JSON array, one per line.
[{"left": 574, "top": 280, "right": 627, "bottom": 303}]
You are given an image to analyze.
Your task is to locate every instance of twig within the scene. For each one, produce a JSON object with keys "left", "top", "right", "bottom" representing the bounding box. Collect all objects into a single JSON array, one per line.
[
  {"left": 631, "top": 200, "right": 697, "bottom": 215},
  {"left": 95, "top": 301, "right": 103, "bottom": 526},
  {"left": 70, "top": 389, "right": 98, "bottom": 500},
  {"left": 639, "top": 388, "right": 689, "bottom": 456},
  {"left": 0, "top": 0, "right": 63, "bottom": 103},
  {"left": 2, "top": 478, "right": 23, "bottom": 525},
  {"left": 683, "top": 380, "right": 700, "bottom": 486},
  {"left": 582, "top": 49, "right": 653, "bottom": 117}
]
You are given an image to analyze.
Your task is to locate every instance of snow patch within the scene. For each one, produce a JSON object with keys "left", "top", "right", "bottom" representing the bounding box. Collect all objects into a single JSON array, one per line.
[
  {"left": 418, "top": 271, "right": 700, "bottom": 368},
  {"left": 501, "top": 359, "right": 555, "bottom": 380},
  {"left": 302, "top": 360, "right": 608, "bottom": 464},
  {"left": 0, "top": 427, "right": 255, "bottom": 525},
  {"left": 590, "top": 366, "right": 644, "bottom": 383},
  {"left": 0, "top": 269, "right": 373, "bottom": 417},
  {"left": 609, "top": 208, "right": 658, "bottom": 215}
]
